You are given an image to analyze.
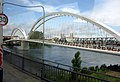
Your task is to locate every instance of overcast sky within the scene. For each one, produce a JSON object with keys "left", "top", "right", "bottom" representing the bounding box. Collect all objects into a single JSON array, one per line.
[{"left": 3, "top": 0, "right": 120, "bottom": 35}]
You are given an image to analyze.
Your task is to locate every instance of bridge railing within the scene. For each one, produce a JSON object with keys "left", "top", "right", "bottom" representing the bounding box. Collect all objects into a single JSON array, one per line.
[{"left": 3, "top": 49, "right": 111, "bottom": 82}]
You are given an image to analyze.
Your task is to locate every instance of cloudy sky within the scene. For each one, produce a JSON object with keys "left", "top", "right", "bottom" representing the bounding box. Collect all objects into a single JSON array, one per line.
[{"left": 3, "top": 0, "right": 120, "bottom": 35}]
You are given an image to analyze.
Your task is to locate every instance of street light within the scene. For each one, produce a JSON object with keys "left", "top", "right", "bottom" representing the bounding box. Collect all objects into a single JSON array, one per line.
[
  {"left": 2, "top": 2, "right": 45, "bottom": 47},
  {"left": 41, "top": 6, "right": 45, "bottom": 47}
]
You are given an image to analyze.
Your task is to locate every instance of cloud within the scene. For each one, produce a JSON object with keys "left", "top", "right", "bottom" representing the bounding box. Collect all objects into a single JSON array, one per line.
[
  {"left": 20, "top": 0, "right": 31, "bottom": 4},
  {"left": 19, "top": 0, "right": 81, "bottom": 14},
  {"left": 91, "top": 0, "right": 120, "bottom": 26},
  {"left": 60, "top": 7, "right": 80, "bottom": 14},
  {"left": 28, "top": 5, "right": 57, "bottom": 13},
  {"left": 58, "top": 2, "right": 80, "bottom": 15},
  {"left": 19, "top": 0, "right": 57, "bottom": 13}
]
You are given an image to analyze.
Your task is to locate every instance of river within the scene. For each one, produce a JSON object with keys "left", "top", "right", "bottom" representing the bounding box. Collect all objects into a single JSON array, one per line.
[{"left": 6, "top": 43, "right": 120, "bottom": 68}]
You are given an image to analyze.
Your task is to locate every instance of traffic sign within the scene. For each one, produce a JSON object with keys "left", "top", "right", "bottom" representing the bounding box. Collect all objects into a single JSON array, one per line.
[{"left": 0, "top": 13, "right": 8, "bottom": 26}]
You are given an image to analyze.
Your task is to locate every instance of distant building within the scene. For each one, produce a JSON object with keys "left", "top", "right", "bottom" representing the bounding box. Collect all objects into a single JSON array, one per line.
[
  {"left": 66, "top": 33, "right": 76, "bottom": 42},
  {"left": 59, "top": 33, "right": 66, "bottom": 42},
  {"left": 58, "top": 33, "right": 79, "bottom": 42}
]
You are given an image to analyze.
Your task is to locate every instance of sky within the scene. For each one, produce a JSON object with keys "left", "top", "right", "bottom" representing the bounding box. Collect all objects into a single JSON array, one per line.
[{"left": 3, "top": 0, "right": 120, "bottom": 36}]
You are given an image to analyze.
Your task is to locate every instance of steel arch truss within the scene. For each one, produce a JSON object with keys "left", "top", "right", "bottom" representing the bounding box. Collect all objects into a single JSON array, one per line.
[
  {"left": 11, "top": 28, "right": 27, "bottom": 39},
  {"left": 30, "top": 12, "right": 120, "bottom": 41}
]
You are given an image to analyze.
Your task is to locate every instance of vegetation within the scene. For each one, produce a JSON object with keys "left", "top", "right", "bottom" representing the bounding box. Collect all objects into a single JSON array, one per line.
[
  {"left": 29, "top": 31, "right": 43, "bottom": 39},
  {"left": 71, "top": 51, "right": 82, "bottom": 80},
  {"left": 71, "top": 51, "right": 120, "bottom": 82},
  {"left": 53, "top": 37, "right": 59, "bottom": 42},
  {"left": 72, "top": 51, "right": 82, "bottom": 71},
  {"left": 81, "top": 64, "right": 120, "bottom": 82}
]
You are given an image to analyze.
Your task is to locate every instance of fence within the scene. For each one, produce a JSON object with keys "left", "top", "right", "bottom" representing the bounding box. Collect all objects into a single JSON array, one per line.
[{"left": 3, "top": 49, "right": 110, "bottom": 82}]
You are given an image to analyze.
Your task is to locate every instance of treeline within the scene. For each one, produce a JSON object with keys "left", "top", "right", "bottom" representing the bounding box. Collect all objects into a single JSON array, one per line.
[
  {"left": 81, "top": 64, "right": 120, "bottom": 74},
  {"left": 29, "top": 31, "right": 43, "bottom": 39}
]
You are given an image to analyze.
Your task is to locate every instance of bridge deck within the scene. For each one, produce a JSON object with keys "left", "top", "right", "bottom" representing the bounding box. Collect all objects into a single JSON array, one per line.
[{"left": 3, "top": 60, "right": 44, "bottom": 82}]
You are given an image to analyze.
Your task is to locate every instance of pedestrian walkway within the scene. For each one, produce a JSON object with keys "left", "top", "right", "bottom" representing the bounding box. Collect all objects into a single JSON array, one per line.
[{"left": 3, "top": 61, "right": 44, "bottom": 82}]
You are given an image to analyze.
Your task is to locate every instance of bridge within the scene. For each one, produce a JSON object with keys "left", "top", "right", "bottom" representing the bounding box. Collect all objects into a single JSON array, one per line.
[{"left": 5, "top": 12, "right": 120, "bottom": 54}]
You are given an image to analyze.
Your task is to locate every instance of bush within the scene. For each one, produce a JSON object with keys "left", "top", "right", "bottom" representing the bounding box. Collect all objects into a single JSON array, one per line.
[
  {"left": 107, "top": 64, "right": 120, "bottom": 72},
  {"left": 95, "top": 65, "right": 99, "bottom": 71},
  {"left": 89, "top": 66, "right": 95, "bottom": 71},
  {"left": 81, "top": 67, "right": 92, "bottom": 74}
]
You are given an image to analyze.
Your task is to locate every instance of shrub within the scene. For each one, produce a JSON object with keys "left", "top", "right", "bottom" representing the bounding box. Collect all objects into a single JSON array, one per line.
[{"left": 89, "top": 66, "right": 95, "bottom": 71}]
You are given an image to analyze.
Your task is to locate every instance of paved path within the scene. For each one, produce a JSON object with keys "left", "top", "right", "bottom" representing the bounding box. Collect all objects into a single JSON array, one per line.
[{"left": 3, "top": 61, "right": 44, "bottom": 82}]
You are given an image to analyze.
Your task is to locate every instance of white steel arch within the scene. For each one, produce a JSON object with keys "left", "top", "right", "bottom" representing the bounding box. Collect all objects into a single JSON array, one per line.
[
  {"left": 11, "top": 28, "right": 27, "bottom": 39},
  {"left": 30, "top": 12, "right": 120, "bottom": 41}
]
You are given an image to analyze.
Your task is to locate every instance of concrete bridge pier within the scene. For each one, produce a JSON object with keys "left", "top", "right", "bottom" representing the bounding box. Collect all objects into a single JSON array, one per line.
[{"left": 21, "top": 41, "right": 29, "bottom": 50}]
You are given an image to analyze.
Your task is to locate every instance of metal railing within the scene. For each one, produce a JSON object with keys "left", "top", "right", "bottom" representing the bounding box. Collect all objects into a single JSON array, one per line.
[{"left": 3, "top": 49, "right": 111, "bottom": 82}]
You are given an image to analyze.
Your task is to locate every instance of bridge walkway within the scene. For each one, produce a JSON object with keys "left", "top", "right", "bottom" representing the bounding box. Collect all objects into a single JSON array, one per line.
[{"left": 3, "top": 60, "right": 44, "bottom": 82}]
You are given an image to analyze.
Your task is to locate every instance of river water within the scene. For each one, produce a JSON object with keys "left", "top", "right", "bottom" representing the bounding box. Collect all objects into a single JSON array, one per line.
[{"left": 7, "top": 43, "right": 120, "bottom": 67}]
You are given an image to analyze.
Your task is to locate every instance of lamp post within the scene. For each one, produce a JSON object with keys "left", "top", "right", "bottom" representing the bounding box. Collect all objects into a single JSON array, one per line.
[
  {"left": 2, "top": 2, "right": 45, "bottom": 47},
  {"left": 41, "top": 6, "right": 45, "bottom": 47}
]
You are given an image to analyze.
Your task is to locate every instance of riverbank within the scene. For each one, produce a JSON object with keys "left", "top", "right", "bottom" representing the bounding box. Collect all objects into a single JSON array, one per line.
[{"left": 45, "top": 42, "right": 120, "bottom": 56}]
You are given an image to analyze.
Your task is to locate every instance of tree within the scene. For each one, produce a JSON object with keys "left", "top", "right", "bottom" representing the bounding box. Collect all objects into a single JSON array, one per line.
[
  {"left": 72, "top": 51, "right": 82, "bottom": 71},
  {"left": 53, "top": 37, "right": 59, "bottom": 42},
  {"left": 30, "top": 31, "right": 43, "bottom": 39},
  {"left": 71, "top": 51, "right": 82, "bottom": 80}
]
